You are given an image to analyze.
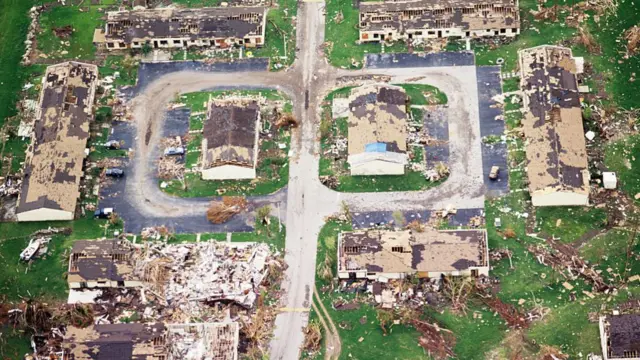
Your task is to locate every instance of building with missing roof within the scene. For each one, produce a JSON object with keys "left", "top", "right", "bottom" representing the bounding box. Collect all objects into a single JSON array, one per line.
[
  {"left": 94, "top": 7, "right": 267, "bottom": 51},
  {"left": 358, "top": 0, "right": 520, "bottom": 43},
  {"left": 599, "top": 314, "right": 640, "bottom": 360},
  {"left": 57, "top": 322, "right": 240, "bottom": 360},
  {"left": 347, "top": 84, "right": 409, "bottom": 176},
  {"left": 518, "top": 45, "right": 590, "bottom": 207},
  {"left": 68, "top": 240, "right": 142, "bottom": 289},
  {"left": 201, "top": 99, "right": 261, "bottom": 180},
  {"left": 16, "top": 62, "right": 98, "bottom": 222},
  {"left": 338, "top": 228, "right": 489, "bottom": 280}
]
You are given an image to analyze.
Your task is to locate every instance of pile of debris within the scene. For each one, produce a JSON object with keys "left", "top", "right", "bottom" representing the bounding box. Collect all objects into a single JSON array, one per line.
[
  {"left": 0, "top": 177, "right": 21, "bottom": 197},
  {"left": 624, "top": 25, "right": 640, "bottom": 56},
  {"left": 21, "top": 6, "right": 43, "bottom": 65},
  {"left": 528, "top": 238, "right": 610, "bottom": 292},
  {"left": 207, "top": 196, "right": 248, "bottom": 224},
  {"left": 134, "top": 241, "right": 274, "bottom": 317}
]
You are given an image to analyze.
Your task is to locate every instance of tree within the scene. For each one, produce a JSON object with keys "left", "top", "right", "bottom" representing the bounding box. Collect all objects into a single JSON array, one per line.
[
  {"left": 392, "top": 210, "right": 405, "bottom": 228},
  {"left": 376, "top": 309, "right": 395, "bottom": 335},
  {"left": 256, "top": 205, "right": 272, "bottom": 224},
  {"left": 141, "top": 42, "right": 153, "bottom": 55},
  {"left": 121, "top": 55, "right": 137, "bottom": 79}
]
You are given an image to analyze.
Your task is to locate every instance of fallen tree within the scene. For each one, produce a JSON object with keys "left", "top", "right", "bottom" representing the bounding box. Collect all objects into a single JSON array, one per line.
[{"left": 206, "top": 196, "right": 248, "bottom": 224}]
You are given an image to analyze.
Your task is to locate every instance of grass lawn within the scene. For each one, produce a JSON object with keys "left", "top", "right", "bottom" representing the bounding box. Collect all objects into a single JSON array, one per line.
[
  {"left": 579, "top": 230, "right": 640, "bottom": 283},
  {"left": 165, "top": 216, "right": 286, "bottom": 251},
  {"left": 319, "top": 85, "right": 447, "bottom": 192},
  {"left": 534, "top": 206, "right": 607, "bottom": 243},
  {"left": 605, "top": 134, "right": 640, "bottom": 200},
  {"left": 37, "top": 5, "right": 104, "bottom": 61},
  {"left": 162, "top": 89, "right": 291, "bottom": 197}
]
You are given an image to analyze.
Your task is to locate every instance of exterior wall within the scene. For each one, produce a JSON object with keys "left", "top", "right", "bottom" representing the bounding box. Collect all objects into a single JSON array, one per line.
[
  {"left": 360, "top": 26, "right": 519, "bottom": 43},
  {"left": 69, "top": 280, "right": 143, "bottom": 289},
  {"left": 201, "top": 165, "right": 257, "bottom": 180},
  {"left": 350, "top": 159, "right": 405, "bottom": 175},
  {"left": 338, "top": 267, "right": 489, "bottom": 280},
  {"left": 531, "top": 191, "right": 589, "bottom": 207},
  {"left": 104, "top": 35, "right": 265, "bottom": 51},
  {"left": 17, "top": 208, "right": 74, "bottom": 222}
]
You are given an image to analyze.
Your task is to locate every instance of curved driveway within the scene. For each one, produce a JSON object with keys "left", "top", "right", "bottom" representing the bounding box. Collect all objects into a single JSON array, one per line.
[{"left": 121, "top": 1, "right": 487, "bottom": 358}]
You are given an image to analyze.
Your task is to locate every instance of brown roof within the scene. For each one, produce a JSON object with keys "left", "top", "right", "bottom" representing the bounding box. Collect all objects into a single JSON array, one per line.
[
  {"left": 104, "top": 7, "right": 267, "bottom": 43},
  {"left": 605, "top": 314, "right": 640, "bottom": 359},
  {"left": 360, "top": 0, "right": 520, "bottom": 33},
  {"left": 68, "top": 240, "right": 138, "bottom": 284},
  {"left": 62, "top": 323, "right": 166, "bottom": 360},
  {"left": 202, "top": 99, "right": 260, "bottom": 168},
  {"left": 17, "top": 62, "right": 98, "bottom": 216},
  {"left": 338, "top": 228, "right": 487, "bottom": 274},
  {"left": 347, "top": 84, "right": 408, "bottom": 156},
  {"left": 518, "top": 46, "right": 589, "bottom": 197}
]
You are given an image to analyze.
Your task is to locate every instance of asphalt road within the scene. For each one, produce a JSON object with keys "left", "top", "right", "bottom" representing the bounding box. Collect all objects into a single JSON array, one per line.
[{"left": 109, "top": 0, "right": 505, "bottom": 357}]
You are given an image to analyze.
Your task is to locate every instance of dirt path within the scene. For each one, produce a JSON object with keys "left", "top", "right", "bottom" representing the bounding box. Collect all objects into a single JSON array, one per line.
[{"left": 313, "top": 285, "right": 342, "bottom": 360}]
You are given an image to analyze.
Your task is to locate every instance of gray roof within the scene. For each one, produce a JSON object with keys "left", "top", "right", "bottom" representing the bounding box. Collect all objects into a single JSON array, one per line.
[
  {"left": 607, "top": 314, "right": 640, "bottom": 358},
  {"left": 105, "top": 7, "right": 267, "bottom": 43}
]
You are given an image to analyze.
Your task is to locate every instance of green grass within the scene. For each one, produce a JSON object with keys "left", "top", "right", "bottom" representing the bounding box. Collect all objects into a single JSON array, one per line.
[
  {"left": 0, "top": 0, "right": 49, "bottom": 127},
  {"left": 397, "top": 84, "right": 448, "bottom": 105},
  {"left": 166, "top": 216, "right": 285, "bottom": 251},
  {"left": 162, "top": 89, "right": 291, "bottom": 197},
  {"left": 37, "top": 5, "right": 103, "bottom": 60},
  {"left": 534, "top": 206, "right": 607, "bottom": 243},
  {"left": 325, "top": 0, "right": 407, "bottom": 68},
  {"left": 99, "top": 56, "right": 139, "bottom": 87},
  {"left": 319, "top": 86, "right": 446, "bottom": 192},
  {"left": 251, "top": 0, "right": 297, "bottom": 70},
  {"left": 605, "top": 134, "right": 640, "bottom": 200},
  {"left": 579, "top": 230, "right": 640, "bottom": 283}
]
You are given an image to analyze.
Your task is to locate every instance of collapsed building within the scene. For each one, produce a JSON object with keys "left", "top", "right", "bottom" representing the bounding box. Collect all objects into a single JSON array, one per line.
[
  {"left": 135, "top": 241, "right": 272, "bottom": 314},
  {"left": 518, "top": 45, "right": 590, "bottom": 207},
  {"left": 347, "top": 84, "right": 409, "bottom": 176},
  {"left": 201, "top": 99, "right": 261, "bottom": 180},
  {"left": 94, "top": 7, "right": 267, "bottom": 50},
  {"left": 16, "top": 62, "right": 98, "bottom": 222},
  {"left": 599, "top": 314, "right": 640, "bottom": 360},
  {"left": 68, "top": 240, "right": 141, "bottom": 290},
  {"left": 358, "top": 0, "right": 520, "bottom": 43},
  {"left": 338, "top": 228, "right": 489, "bottom": 280},
  {"left": 55, "top": 322, "right": 239, "bottom": 360}
]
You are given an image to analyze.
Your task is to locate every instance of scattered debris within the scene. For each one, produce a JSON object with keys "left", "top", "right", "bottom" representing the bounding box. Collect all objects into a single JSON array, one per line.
[{"left": 206, "top": 196, "right": 248, "bottom": 224}]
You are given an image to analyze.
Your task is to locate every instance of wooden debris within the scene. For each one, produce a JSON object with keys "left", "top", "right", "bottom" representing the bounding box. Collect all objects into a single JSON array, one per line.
[{"left": 206, "top": 196, "right": 247, "bottom": 224}]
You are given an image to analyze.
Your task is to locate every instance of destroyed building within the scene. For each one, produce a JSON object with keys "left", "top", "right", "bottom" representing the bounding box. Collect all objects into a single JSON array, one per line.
[
  {"left": 518, "top": 45, "right": 590, "bottom": 207},
  {"left": 16, "top": 62, "right": 98, "bottom": 222},
  {"left": 599, "top": 314, "right": 640, "bottom": 360},
  {"left": 135, "top": 241, "right": 271, "bottom": 314},
  {"left": 201, "top": 99, "right": 261, "bottom": 180},
  {"left": 347, "top": 84, "right": 409, "bottom": 176},
  {"left": 94, "top": 7, "right": 267, "bottom": 50},
  {"left": 338, "top": 228, "right": 489, "bottom": 280},
  {"left": 358, "top": 0, "right": 520, "bottom": 43},
  {"left": 68, "top": 240, "right": 142, "bottom": 290},
  {"left": 167, "top": 322, "right": 239, "bottom": 360}
]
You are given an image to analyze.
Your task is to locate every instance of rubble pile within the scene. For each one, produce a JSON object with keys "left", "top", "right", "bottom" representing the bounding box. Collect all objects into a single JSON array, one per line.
[
  {"left": 135, "top": 242, "right": 273, "bottom": 316},
  {"left": 624, "top": 25, "right": 640, "bottom": 56},
  {"left": 0, "top": 177, "right": 21, "bottom": 197},
  {"left": 21, "top": 6, "right": 43, "bottom": 65},
  {"left": 528, "top": 238, "right": 610, "bottom": 291},
  {"left": 412, "top": 319, "right": 456, "bottom": 360}
]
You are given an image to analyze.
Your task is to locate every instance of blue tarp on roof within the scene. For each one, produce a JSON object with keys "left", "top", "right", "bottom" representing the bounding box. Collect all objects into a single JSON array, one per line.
[{"left": 365, "top": 143, "right": 387, "bottom": 152}]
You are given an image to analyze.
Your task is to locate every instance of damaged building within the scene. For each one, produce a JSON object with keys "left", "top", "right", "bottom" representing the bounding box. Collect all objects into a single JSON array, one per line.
[
  {"left": 201, "top": 99, "right": 261, "bottom": 180},
  {"left": 338, "top": 228, "right": 489, "bottom": 280},
  {"left": 518, "top": 45, "right": 590, "bottom": 207},
  {"left": 68, "top": 240, "right": 142, "bottom": 290},
  {"left": 347, "top": 84, "right": 409, "bottom": 176},
  {"left": 135, "top": 241, "right": 272, "bottom": 314},
  {"left": 358, "top": 0, "right": 520, "bottom": 43},
  {"left": 16, "top": 62, "right": 98, "bottom": 222},
  {"left": 94, "top": 7, "right": 267, "bottom": 50},
  {"left": 56, "top": 322, "right": 239, "bottom": 360},
  {"left": 599, "top": 314, "right": 640, "bottom": 360}
]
